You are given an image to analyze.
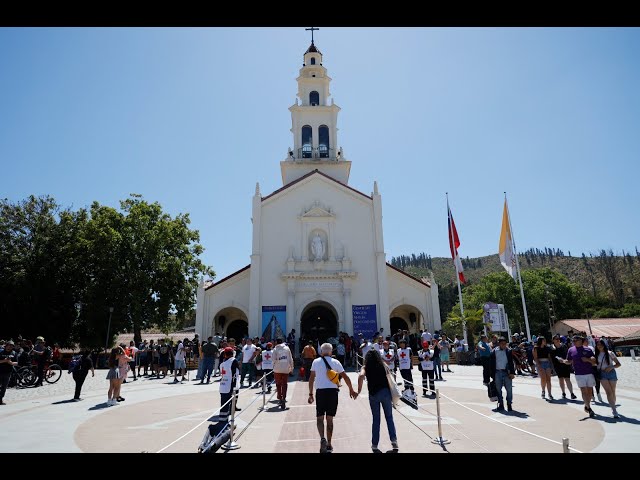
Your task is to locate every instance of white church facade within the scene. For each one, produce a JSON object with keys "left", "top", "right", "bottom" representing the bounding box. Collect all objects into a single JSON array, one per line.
[{"left": 195, "top": 40, "right": 441, "bottom": 350}]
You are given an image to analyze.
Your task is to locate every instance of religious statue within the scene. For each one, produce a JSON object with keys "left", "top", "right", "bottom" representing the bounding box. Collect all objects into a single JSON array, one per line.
[{"left": 311, "top": 233, "right": 325, "bottom": 261}]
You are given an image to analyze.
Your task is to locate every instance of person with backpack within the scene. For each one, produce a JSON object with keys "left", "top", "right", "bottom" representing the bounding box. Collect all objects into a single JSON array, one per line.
[
  {"left": 273, "top": 337, "right": 294, "bottom": 409},
  {"left": 71, "top": 350, "right": 95, "bottom": 401}
]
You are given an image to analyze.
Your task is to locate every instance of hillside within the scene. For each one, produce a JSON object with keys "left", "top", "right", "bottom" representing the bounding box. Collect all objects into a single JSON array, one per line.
[{"left": 390, "top": 249, "right": 640, "bottom": 322}]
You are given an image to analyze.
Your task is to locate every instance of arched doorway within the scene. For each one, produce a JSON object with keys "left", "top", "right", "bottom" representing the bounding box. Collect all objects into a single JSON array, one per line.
[
  {"left": 226, "top": 320, "right": 248, "bottom": 343},
  {"left": 391, "top": 317, "right": 409, "bottom": 333},
  {"left": 300, "top": 301, "right": 338, "bottom": 345},
  {"left": 213, "top": 306, "right": 249, "bottom": 342}
]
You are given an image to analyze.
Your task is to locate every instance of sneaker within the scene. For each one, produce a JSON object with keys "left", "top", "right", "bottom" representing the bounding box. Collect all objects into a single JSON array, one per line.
[
  {"left": 548, "top": 394, "right": 554, "bottom": 400},
  {"left": 562, "top": 393, "right": 567, "bottom": 399},
  {"left": 494, "top": 404, "right": 504, "bottom": 412},
  {"left": 280, "top": 400, "right": 286, "bottom": 410},
  {"left": 507, "top": 404, "right": 513, "bottom": 412},
  {"left": 570, "top": 393, "right": 577, "bottom": 400},
  {"left": 372, "top": 446, "right": 382, "bottom": 453},
  {"left": 588, "top": 408, "right": 596, "bottom": 418},
  {"left": 326, "top": 445, "right": 333, "bottom": 453},
  {"left": 541, "top": 392, "right": 545, "bottom": 399},
  {"left": 73, "top": 398, "right": 83, "bottom": 402},
  {"left": 320, "top": 438, "right": 328, "bottom": 453}
]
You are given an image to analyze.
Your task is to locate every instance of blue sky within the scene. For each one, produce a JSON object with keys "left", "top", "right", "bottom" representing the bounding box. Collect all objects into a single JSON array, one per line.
[{"left": 1, "top": 27, "right": 639, "bottom": 280}]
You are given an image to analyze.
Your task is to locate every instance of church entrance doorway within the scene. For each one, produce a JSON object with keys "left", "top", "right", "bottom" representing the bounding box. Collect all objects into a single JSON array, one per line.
[
  {"left": 390, "top": 317, "right": 409, "bottom": 334},
  {"left": 300, "top": 302, "right": 338, "bottom": 347},
  {"left": 226, "top": 320, "right": 248, "bottom": 343}
]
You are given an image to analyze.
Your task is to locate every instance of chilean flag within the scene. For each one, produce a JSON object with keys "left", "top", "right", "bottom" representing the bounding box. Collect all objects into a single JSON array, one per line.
[{"left": 448, "top": 205, "right": 466, "bottom": 284}]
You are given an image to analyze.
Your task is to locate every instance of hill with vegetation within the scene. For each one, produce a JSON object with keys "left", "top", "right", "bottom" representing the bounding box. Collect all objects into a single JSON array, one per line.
[{"left": 390, "top": 248, "right": 640, "bottom": 326}]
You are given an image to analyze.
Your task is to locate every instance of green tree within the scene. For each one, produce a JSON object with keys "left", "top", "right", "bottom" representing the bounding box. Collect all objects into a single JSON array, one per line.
[{"left": 76, "top": 195, "right": 213, "bottom": 347}]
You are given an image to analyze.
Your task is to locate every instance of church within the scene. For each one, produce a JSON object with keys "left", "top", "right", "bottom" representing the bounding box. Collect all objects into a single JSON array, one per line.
[{"left": 195, "top": 38, "right": 441, "bottom": 351}]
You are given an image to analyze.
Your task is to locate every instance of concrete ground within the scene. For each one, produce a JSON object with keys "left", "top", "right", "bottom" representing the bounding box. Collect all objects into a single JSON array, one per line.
[{"left": 1, "top": 359, "right": 639, "bottom": 453}]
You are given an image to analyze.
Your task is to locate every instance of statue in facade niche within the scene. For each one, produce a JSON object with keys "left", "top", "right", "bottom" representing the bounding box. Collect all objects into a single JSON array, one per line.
[{"left": 311, "top": 233, "right": 325, "bottom": 261}]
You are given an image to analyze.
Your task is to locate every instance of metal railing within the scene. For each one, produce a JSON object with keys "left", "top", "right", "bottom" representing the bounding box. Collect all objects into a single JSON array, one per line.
[{"left": 297, "top": 146, "right": 335, "bottom": 160}]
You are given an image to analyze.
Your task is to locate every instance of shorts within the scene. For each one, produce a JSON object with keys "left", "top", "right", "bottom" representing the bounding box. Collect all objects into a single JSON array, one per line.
[
  {"left": 159, "top": 357, "right": 170, "bottom": 368},
  {"left": 599, "top": 369, "right": 618, "bottom": 381},
  {"left": 315, "top": 388, "right": 339, "bottom": 417},
  {"left": 174, "top": 359, "right": 186, "bottom": 369},
  {"left": 575, "top": 374, "right": 596, "bottom": 388}
]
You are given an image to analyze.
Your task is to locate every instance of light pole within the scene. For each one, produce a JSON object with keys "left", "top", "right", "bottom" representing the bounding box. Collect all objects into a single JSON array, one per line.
[{"left": 105, "top": 307, "right": 114, "bottom": 352}]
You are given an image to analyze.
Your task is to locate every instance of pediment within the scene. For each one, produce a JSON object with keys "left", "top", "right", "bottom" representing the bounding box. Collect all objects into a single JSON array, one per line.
[{"left": 300, "top": 200, "right": 335, "bottom": 219}]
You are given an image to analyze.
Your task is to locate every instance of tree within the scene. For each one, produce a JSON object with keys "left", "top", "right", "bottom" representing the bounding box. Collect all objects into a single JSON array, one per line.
[
  {"left": 0, "top": 196, "right": 87, "bottom": 346},
  {"left": 593, "top": 249, "right": 625, "bottom": 307},
  {"left": 76, "top": 195, "right": 214, "bottom": 347}
]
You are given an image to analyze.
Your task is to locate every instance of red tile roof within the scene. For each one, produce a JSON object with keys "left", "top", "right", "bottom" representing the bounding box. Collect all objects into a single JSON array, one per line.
[
  {"left": 557, "top": 318, "right": 640, "bottom": 338},
  {"left": 386, "top": 263, "right": 431, "bottom": 288}
]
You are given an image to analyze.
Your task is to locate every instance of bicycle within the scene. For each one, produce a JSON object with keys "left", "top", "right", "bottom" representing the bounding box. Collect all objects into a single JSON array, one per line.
[
  {"left": 30, "top": 361, "right": 63, "bottom": 384},
  {"left": 9, "top": 365, "right": 37, "bottom": 388}
]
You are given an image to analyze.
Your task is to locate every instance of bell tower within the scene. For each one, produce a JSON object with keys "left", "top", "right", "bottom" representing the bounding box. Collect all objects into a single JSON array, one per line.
[{"left": 280, "top": 34, "right": 351, "bottom": 185}]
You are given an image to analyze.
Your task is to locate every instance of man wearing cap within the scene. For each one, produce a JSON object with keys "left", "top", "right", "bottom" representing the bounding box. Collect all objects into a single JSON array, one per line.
[
  {"left": 397, "top": 339, "right": 414, "bottom": 393},
  {"left": 218, "top": 346, "right": 241, "bottom": 421},
  {"left": 558, "top": 335, "right": 596, "bottom": 418},
  {"left": 32, "top": 336, "right": 47, "bottom": 387},
  {"left": 418, "top": 341, "right": 435, "bottom": 396},
  {"left": 0, "top": 341, "right": 18, "bottom": 404}
]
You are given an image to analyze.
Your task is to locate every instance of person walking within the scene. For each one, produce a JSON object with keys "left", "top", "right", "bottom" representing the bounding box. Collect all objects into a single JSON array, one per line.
[
  {"left": 106, "top": 347, "right": 121, "bottom": 406},
  {"left": 397, "top": 339, "right": 414, "bottom": 393},
  {"left": 218, "top": 347, "right": 241, "bottom": 422},
  {"left": 489, "top": 337, "right": 515, "bottom": 412},
  {"left": 260, "top": 342, "right": 274, "bottom": 393},
  {"left": 593, "top": 339, "right": 622, "bottom": 418},
  {"left": 533, "top": 337, "right": 554, "bottom": 400},
  {"left": 439, "top": 335, "right": 452, "bottom": 373},
  {"left": 308, "top": 343, "right": 357, "bottom": 453},
  {"left": 116, "top": 345, "right": 131, "bottom": 401},
  {"left": 240, "top": 338, "right": 258, "bottom": 387},
  {"left": 0, "top": 341, "right": 18, "bottom": 405},
  {"left": 72, "top": 350, "right": 95, "bottom": 401},
  {"left": 558, "top": 335, "right": 596, "bottom": 418},
  {"left": 357, "top": 349, "right": 399, "bottom": 453},
  {"left": 477, "top": 335, "right": 492, "bottom": 386},
  {"left": 302, "top": 341, "right": 317, "bottom": 382},
  {"left": 418, "top": 341, "right": 435, "bottom": 397},
  {"left": 200, "top": 337, "right": 218, "bottom": 384},
  {"left": 173, "top": 340, "right": 187, "bottom": 383},
  {"left": 273, "top": 337, "right": 293, "bottom": 409},
  {"left": 551, "top": 335, "right": 577, "bottom": 399}
]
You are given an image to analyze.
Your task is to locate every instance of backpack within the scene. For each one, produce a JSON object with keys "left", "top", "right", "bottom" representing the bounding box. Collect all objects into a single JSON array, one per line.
[{"left": 68, "top": 355, "right": 82, "bottom": 374}]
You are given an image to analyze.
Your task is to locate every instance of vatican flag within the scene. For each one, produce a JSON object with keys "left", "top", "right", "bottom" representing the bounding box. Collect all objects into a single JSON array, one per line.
[{"left": 498, "top": 200, "right": 517, "bottom": 280}]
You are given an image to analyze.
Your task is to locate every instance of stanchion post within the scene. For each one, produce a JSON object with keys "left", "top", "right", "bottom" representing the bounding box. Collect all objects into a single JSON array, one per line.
[
  {"left": 562, "top": 438, "right": 569, "bottom": 453},
  {"left": 431, "top": 389, "right": 451, "bottom": 446},
  {"left": 221, "top": 389, "right": 241, "bottom": 450},
  {"left": 261, "top": 374, "right": 266, "bottom": 410}
]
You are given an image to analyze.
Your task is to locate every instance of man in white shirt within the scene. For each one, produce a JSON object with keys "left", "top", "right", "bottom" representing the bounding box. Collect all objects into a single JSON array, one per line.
[
  {"left": 240, "top": 338, "right": 258, "bottom": 387},
  {"left": 173, "top": 340, "right": 187, "bottom": 383},
  {"left": 421, "top": 330, "right": 432, "bottom": 344},
  {"left": 308, "top": 343, "right": 357, "bottom": 453}
]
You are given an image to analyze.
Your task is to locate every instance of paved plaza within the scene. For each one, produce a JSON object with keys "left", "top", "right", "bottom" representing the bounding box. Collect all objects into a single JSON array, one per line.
[{"left": 2, "top": 359, "right": 640, "bottom": 453}]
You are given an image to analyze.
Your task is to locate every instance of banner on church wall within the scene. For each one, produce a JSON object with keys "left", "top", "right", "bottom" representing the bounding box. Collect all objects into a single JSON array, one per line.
[
  {"left": 352, "top": 305, "right": 377, "bottom": 340},
  {"left": 261, "top": 306, "right": 286, "bottom": 343}
]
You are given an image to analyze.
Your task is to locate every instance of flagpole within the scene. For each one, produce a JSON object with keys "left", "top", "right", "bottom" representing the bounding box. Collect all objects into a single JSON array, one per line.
[
  {"left": 505, "top": 193, "right": 531, "bottom": 342},
  {"left": 447, "top": 193, "right": 467, "bottom": 350}
]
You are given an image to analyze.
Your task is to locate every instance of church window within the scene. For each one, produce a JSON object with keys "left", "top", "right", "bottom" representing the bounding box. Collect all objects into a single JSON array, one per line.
[
  {"left": 301, "top": 125, "right": 312, "bottom": 158},
  {"left": 310, "top": 57, "right": 316, "bottom": 65},
  {"left": 309, "top": 91, "right": 319, "bottom": 106},
  {"left": 318, "top": 125, "right": 330, "bottom": 158}
]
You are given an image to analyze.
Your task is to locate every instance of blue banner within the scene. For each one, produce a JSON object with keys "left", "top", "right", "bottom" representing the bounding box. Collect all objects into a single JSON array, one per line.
[
  {"left": 352, "top": 304, "right": 377, "bottom": 340},
  {"left": 261, "top": 306, "right": 286, "bottom": 342}
]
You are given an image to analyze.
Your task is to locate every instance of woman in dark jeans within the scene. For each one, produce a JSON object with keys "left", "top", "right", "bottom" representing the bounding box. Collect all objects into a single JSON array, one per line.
[
  {"left": 357, "top": 349, "right": 399, "bottom": 453},
  {"left": 73, "top": 350, "right": 95, "bottom": 401},
  {"left": 431, "top": 338, "right": 442, "bottom": 380}
]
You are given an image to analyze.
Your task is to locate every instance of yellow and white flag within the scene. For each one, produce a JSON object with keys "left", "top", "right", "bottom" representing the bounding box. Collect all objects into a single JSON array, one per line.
[{"left": 498, "top": 199, "right": 517, "bottom": 280}]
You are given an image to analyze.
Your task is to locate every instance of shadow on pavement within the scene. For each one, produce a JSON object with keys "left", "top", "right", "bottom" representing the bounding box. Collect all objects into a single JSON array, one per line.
[
  {"left": 51, "top": 399, "right": 77, "bottom": 405},
  {"left": 88, "top": 403, "right": 112, "bottom": 410}
]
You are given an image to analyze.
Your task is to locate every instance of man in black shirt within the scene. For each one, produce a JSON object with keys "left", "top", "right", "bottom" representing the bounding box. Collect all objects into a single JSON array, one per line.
[{"left": 0, "top": 341, "right": 18, "bottom": 405}]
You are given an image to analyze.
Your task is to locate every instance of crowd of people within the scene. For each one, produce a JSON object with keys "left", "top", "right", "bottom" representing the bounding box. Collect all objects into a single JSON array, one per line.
[{"left": 484, "top": 332, "right": 622, "bottom": 419}]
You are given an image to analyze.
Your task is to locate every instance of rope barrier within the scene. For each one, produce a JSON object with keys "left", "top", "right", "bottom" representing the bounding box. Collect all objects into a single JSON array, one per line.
[
  {"left": 156, "top": 371, "right": 269, "bottom": 453},
  {"left": 436, "top": 390, "right": 583, "bottom": 453}
]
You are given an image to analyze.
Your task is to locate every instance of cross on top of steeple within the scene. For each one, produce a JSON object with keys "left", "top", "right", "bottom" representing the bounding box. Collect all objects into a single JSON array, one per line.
[{"left": 305, "top": 26, "right": 319, "bottom": 44}]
